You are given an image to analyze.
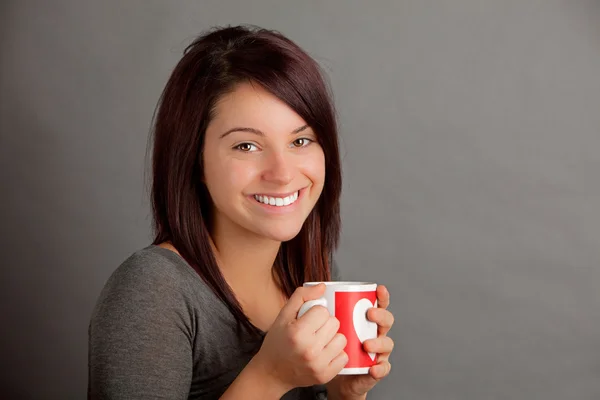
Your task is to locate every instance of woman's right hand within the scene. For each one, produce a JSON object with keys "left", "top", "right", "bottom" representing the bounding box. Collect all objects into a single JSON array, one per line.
[{"left": 252, "top": 283, "right": 348, "bottom": 392}]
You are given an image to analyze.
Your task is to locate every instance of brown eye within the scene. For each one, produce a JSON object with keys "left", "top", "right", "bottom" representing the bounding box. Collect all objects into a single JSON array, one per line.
[
  {"left": 234, "top": 143, "right": 258, "bottom": 152},
  {"left": 293, "top": 138, "right": 312, "bottom": 148}
]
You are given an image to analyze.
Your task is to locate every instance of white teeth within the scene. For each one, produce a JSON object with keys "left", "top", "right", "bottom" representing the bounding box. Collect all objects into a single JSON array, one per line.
[{"left": 253, "top": 191, "right": 300, "bottom": 207}]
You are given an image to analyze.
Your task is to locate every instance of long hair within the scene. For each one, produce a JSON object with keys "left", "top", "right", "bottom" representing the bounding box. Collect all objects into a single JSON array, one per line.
[{"left": 149, "top": 25, "right": 342, "bottom": 338}]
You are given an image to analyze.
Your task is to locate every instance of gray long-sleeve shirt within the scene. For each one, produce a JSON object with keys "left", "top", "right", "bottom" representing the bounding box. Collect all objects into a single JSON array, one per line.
[{"left": 88, "top": 245, "right": 340, "bottom": 399}]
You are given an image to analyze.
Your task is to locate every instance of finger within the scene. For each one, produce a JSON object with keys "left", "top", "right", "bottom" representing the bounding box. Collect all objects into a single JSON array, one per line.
[
  {"left": 327, "top": 349, "right": 349, "bottom": 377},
  {"left": 367, "top": 308, "right": 395, "bottom": 335},
  {"left": 376, "top": 285, "right": 390, "bottom": 309},
  {"left": 278, "top": 283, "right": 326, "bottom": 322},
  {"left": 369, "top": 361, "right": 392, "bottom": 380},
  {"left": 363, "top": 336, "right": 394, "bottom": 354},
  {"left": 322, "top": 333, "right": 348, "bottom": 364},
  {"left": 295, "top": 304, "right": 331, "bottom": 333},
  {"left": 313, "top": 316, "right": 340, "bottom": 350},
  {"left": 374, "top": 352, "right": 390, "bottom": 363}
]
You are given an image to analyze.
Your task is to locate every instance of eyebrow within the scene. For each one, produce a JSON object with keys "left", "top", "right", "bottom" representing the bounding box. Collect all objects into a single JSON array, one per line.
[{"left": 219, "top": 124, "right": 310, "bottom": 139}]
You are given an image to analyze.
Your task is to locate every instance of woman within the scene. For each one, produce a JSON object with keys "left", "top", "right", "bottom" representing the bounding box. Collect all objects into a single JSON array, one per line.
[{"left": 88, "top": 25, "right": 394, "bottom": 400}]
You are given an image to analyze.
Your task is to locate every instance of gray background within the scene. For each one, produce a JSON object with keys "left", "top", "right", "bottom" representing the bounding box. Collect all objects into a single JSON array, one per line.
[{"left": 1, "top": 1, "right": 599, "bottom": 399}]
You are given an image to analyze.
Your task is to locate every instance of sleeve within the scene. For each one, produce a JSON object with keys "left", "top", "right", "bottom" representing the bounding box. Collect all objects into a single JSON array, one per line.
[{"left": 88, "top": 257, "right": 194, "bottom": 399}]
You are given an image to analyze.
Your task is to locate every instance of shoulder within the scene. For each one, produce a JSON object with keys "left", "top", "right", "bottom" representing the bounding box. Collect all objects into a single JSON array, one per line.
[
  {"left": 88, "top": 246, "right": 199, "bottom": 398},
  {"left": 101, "top": 245, "right": 199, "bottom": 295},
  {"left": 90, "top": 245, "right": 206, "bottom": 329}
]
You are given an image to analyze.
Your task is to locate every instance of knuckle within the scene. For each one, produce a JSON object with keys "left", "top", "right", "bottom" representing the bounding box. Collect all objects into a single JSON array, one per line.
[
  {"left": 293, "top": 287, "right": 305, "bottom": 298},
  {"left": 341, "top": 351, "right": 349, "bottom": 364},
  {"left": 302, "top": 346, "right": 317, "bottom": 362},
  {"left": 331, "top": 333, "right": 347, "bottom": 351},
  {"left": 289, "top": 329, "right": 303, "bottom": 347},
  {"left": 316, "top": 306, "right": 330, "bottom": 318},
  {"left": 388, "top": 313, "right": 395, "bottom": 326},
  {"left": 330, "top": 316, "right": 340, "bottom": 329},
  {"left": 299, "top": 287, "right": 312, "bottom": 299}
]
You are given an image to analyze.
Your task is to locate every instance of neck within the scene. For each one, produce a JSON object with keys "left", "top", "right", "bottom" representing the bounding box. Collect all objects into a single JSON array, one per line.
[{"left": 210, "top": 217, "right": 281, "bottom": 296}]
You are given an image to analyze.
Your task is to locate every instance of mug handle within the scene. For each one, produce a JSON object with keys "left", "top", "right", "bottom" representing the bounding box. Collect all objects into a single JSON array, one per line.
[{"left": 297, "top": 298, "right": 328, "bottom": 319}]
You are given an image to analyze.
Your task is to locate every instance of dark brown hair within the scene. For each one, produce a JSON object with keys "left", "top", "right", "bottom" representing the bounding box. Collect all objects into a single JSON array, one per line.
[{"left": 149, "top": 25, "right": 341, "bottom": 338}]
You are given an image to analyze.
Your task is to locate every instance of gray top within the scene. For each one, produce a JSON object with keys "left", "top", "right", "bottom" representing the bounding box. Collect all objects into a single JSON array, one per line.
[{"left": 88, "top": 245, "right": 341, "bottom": 399}]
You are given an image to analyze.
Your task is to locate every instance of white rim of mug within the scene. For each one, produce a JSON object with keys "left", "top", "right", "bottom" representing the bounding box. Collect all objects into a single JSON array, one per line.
[
  {"left": 338, "top": 367, "right": 371, "bottom": 375},
  {"left": 303, "top": 281, "right": 377, "bottom": 291}
]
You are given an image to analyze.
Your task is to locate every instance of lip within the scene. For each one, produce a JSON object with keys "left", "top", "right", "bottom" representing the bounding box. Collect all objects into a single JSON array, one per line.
[
  {"left": 252, "top": 190, "right": 300, "bottom": 198},
  {"left": 249, "top": 187, "right": 306, "bottom": 213}
]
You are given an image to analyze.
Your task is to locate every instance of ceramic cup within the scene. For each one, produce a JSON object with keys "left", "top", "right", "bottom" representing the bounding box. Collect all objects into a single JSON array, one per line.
[{"left": 297, "top": 281, "right": 378, "bottom": 375}]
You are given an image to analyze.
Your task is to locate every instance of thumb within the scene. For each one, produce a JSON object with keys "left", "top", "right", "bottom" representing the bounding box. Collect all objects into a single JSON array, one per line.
[{"left": 277, "top": 283, "right": 326, "bottom": 323}]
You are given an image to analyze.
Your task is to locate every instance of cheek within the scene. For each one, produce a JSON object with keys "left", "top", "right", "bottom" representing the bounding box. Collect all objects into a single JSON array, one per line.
[
  {"left": 300, "top": 150, "right": 326, "bottom": 186},
  {"left": 205, "top": 158, "right": 259, "bottom": 200},
  {"left": 227, "top": 161, "right": 259, "bottom": 192},
  {"left": 202, "top": 154, "right": 222, "bottom": 192}
]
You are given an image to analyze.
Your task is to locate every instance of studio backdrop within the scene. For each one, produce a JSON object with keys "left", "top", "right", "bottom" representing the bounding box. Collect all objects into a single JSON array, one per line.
[{"left": 1, "top": 1, "right": 599, "bottom": 399}]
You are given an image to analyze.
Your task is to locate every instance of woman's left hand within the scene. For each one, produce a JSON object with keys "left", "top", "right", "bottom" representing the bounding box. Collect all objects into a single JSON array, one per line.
[{"left": 326, "top": 285, "right": 395, "bottom": 400}]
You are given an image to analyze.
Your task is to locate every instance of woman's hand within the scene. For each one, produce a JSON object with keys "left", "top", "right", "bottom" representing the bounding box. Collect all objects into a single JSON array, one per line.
[
  {"left": 252, "top": 284, "right": 349, "bottom": 394},
  {"left": 326, "top": 285, "right": 395, "bottom": 400}
]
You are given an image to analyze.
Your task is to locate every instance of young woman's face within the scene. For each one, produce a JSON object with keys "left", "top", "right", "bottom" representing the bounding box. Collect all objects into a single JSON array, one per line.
[{"left": 203, "top": 82, "right": 326, "bottom": 242}]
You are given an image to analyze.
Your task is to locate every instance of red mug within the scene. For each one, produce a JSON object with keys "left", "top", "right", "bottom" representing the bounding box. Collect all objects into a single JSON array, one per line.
[{"left": 297, "top": 281, "right": 378, "bottom": 374}]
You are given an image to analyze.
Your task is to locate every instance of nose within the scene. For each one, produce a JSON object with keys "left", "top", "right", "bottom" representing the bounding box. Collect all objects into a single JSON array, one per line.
[{"left": 261, "top": 149, "right": 294, "bottom": 185}]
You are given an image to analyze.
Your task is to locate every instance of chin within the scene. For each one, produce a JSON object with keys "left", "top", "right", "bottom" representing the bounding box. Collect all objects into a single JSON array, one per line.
[{"left": 256, "top": 224, "right": 304, "bottom": 243}]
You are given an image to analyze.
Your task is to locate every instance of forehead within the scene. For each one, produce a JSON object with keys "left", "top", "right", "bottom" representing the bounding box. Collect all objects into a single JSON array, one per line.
[{"left": 208, "top": 82, "right": 308, "bottom": 134}]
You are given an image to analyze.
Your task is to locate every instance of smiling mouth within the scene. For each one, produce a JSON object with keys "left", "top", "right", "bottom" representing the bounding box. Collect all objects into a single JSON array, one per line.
[{"left": 253, "top": 190, "right": 300, "bottom": 207}]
